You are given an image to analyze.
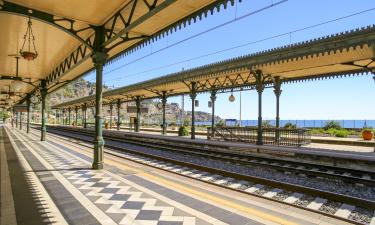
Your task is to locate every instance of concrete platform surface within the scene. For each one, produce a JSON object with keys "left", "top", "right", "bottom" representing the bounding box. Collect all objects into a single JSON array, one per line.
[{"left": 0, "top": 124, "right": 358, "bottom": 225}]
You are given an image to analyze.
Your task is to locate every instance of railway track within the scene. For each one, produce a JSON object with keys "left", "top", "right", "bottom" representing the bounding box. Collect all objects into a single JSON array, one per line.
[
  {"left": 27, "top": 125, "right": 375, "bottom": 225},
  {"left": 41, "top": 125, "right": 375, "bottom": 187}
]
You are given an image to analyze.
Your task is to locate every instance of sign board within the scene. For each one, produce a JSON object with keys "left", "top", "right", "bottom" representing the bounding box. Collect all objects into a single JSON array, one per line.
[
  {"left": 127, "top": 106, "right": 148, "bottom": 113},
  {"left": 14, "top": 104, "right": 28, "bottom": 112}
]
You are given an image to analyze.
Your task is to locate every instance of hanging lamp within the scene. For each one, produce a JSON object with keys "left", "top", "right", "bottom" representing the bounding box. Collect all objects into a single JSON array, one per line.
[
  {"left": 229, "top": 89, "right": 235, "bottom": 102},
  {"left": 20, "top": 18, "right": 38, "bottom": 61}
]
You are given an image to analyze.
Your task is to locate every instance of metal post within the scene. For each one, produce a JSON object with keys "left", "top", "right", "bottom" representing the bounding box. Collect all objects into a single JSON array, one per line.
[
  {"left": 63, "top": 109, "right": 66, "bottom": 125},
  {"left": 68, "top": 108, "right": 71, "bottom": 125},
  {"left": 109, "top": 103, "right": 113, "bottom": 129},
  {"left": 273, "top": 76, "right": 282, "bottom": 143},
  {"left": 26, "top": 95, "right": 31, "bottom": 133},
  {"left": 117, "top": 99, "right": 121, "bottom": 130},
  {"left": 92, "top": 25, "right": 107, "bottom": 170},
  {"left": 83, "top": 103, "right": 87, "bottom": 128},
  {"left": 161, "top": 91, "right": 167, "bottom": 135},
  {"left": 239, "top": 90, "right": 242, "bottom": 127},
  {"left": 15, "top": 111, "right": 18, "bottom": 128},
  {"left": 41, "top": 79, "right": 47, "bottom": 141},
  {"left": 210, "top": 90, "right": 217, "bottom": 137},
  {"left": 75, "top": 106, "right": 78, "bottom": 126},
  {"left": 19, "top": 112, "right": 22, "bottom": 130},
  {"left": 190, "top": 82, "right": 197, "bottom": 139},
  {"left": 255, "top": 70, "right": 265, "bottom": 145},
  {"left": 135, "top": 96, "right": 141, "bottom": 132}
]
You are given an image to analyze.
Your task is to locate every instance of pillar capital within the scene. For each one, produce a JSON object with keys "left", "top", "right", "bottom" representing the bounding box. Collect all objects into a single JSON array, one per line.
[
  {"left": 210, "top": 90, "right": 217, "bottom": 102},
  {"left": 254, "top": 70, "right": 265, "bottom": 93}
]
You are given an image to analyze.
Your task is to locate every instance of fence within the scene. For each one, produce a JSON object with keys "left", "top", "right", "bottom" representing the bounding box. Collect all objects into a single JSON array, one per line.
[{"left": 207, "top": 126, "right": 311, "bottom": 147}]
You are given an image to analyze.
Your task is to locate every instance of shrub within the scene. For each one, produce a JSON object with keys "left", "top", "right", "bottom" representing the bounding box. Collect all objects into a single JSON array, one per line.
[
  {"left": 169, "top": 122, "right": 176, "bottom": 127},
  {"left": 262, "top": 121, "right": 273, "bottom": 128},
  {"left": 284, "top": 122, "right": 296, "bottom": 129},
  {"left": 178, "top": 126, "right": 189, "bottom": 136},
  {"left": 325, "top": 128, "right": 338, "bottom": 135},
  {"left": 311, "top": 128, "right": 324, "bottom": 135},
  {"left": 324, "top": 121, "right": 341, "bottom": 130},
  {"left": 335, "top": 129, "right": 349, "bottom": 138}
]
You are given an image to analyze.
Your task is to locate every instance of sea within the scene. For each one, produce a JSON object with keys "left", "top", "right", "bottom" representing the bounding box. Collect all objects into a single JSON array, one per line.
[{"left": 193, "top": 120, "right": 375, "bottom": 129}]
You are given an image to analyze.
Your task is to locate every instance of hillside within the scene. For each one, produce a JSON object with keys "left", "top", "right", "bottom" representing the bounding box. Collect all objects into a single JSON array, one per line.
[{"left": 46, "top": 78, "right": 221, "bottom": 124}]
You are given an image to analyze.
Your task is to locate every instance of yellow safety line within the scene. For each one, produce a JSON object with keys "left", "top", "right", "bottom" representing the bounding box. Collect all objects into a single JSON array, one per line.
[{"left": 50, "top": 135, "right": 298, "bottom": 225}]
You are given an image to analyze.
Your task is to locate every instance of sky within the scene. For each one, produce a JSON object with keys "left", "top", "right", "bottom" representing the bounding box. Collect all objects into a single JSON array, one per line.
[{"left": 84, "top": 0, "right": 375, "bottom": 120}]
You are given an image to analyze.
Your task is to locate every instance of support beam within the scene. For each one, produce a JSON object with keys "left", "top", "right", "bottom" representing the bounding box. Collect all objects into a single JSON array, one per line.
[
  {"left": 92, "top": 26, "right": 107, "bottom": 170},
  {"left": 161, "top": 91, "right": 167, "bottom": 135},
  {"left": 26, "top": 95, "right": 31, "bottom": 133},
  {"left": 62, "top": 109, "right": 66, "bottom": 125},
  {"left": 83, "top": 103, "right": 87, "bottom": 128},
  {"left": 40, "top": 80, "right": 47, "bottom": 141},
  {"left": 75, "top": 106, "right": 78, "bottom": 126},
  {"left": 19, "top": 112, "right": 22, "bottom": 130},
  {"left": 68, "top": 108, "right": 71, "bottom": 125},
  {"left": 116, "top": 99, "right": 121, "bottom": 131},
  {"left": 190, "top": 82, "right": 197, "bottom": 139},
  {"left": 210, "top": 90, "right": 217, "bottom": 137},
  {"left": 109, "top": 103, "right": 113, "bottom": 129},
  {"left": 273, "top": 76, "right": 282, "bottom": 143},
  {"left": 254, "top": 70, "right": 265, "bottom": 145},
  {"left": 135, "top": 96, "right": 141, "bottom": 132},
  {"left": 15, "top": 111, "right": 18, "bottom": 128}
]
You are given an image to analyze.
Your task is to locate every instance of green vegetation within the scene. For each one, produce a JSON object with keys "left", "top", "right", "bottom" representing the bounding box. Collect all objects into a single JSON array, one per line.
[
  {"left": 323, "top": 121, "right": 341, "bottom": 130},
  {"left": 283, "top": 122, "right": 296, "bottom": 129},
  {"left": 262, "top": 120, "right": 273, "bottom": 128},
  {"left": 310, "top": 127, "right": 361, "bottom": 138},
  {"left": 0, "top": 111, "right": 11, "bottom": 122},
  {"left": 178, "top": 126, "right": 189, "bottom": 136}
]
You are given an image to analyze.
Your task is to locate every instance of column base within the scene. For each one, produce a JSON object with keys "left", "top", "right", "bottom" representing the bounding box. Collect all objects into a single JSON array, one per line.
[{"left": 93, "top": 139, "right": 104, "bottom": 170}]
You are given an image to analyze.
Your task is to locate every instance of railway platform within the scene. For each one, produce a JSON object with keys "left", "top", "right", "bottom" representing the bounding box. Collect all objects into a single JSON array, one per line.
[{"left": 0, "top": 123, "right": 358, "bottom": 225}]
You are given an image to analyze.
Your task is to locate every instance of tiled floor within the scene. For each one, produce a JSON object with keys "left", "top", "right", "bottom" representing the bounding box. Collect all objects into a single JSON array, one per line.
[{"left": 1, "top": 124, "right": 357, "bottom": 225}]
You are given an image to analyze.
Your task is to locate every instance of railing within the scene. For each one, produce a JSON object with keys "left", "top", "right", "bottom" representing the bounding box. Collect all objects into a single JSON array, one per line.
[{"left": 207, "top": 127, "right": 311, "bottom": 147}]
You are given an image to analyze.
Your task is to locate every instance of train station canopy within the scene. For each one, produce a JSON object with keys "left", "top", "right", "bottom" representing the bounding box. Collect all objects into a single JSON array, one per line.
[
  {"left": 53, "top": 25, "right": 375, "bottom": 109},
  {"left": 0, "top": 0, "right": 239, "bottom": 109}
]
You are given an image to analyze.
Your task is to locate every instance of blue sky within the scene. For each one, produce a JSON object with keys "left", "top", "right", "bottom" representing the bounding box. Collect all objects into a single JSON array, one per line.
[{"left": 84, "top": 0, "right": 375, "bottom": 120}]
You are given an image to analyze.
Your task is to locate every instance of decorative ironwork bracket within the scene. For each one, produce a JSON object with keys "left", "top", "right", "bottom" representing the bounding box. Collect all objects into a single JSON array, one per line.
[{"left": 0, "top": 1, "right": 95, "bottom": 50}]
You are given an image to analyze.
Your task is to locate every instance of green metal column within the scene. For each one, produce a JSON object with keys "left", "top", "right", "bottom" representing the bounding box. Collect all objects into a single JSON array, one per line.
[
  {"left": 210, "top": 90, "right": 217, "bottom": 137},
  {"left": 92, "top": 25, "right": 107, "bottom": 170},
  {"left": 68, "top": 108, "right": 71, "bottom": 125},
  {"left": 62, "top": 109, "right": 66, "bottom": 125},
  {"left": 19, "top": 112, "right": 22, "bottom": 130},
  {"left": 109, "top": 103, "right": 113, "bottom": 129},
  {"left": 135, "top": 96, "right": 141, "bottom": 132},
  {"left": 26, "top": 95, "right": 31, "bottom": 133},
  {"left": 15, "top": 111, "right": 18, "bottom": 128},
  {"left": 161, "top": 91, "right": 167, "bottom": 135},
  {"left": 83, "top": 103, "right": 87, "bottom": 128},
  {"left": 273, "top": 76, "right": 282, "bottom": 143},
  {"left": 116, "top": 99, "right": 121, "bottom": 131},
  {"left": 41, "top": 79, "right": 47, "bottom": 141},
  {"left": 190, "top": 82, "right": 197, "bottom": 139},
  {"left": 75, "top": 107, "right": 78, "bottom": 126},
  {"left": 255, "top": 70, "right": 264, "bottom": 145}
]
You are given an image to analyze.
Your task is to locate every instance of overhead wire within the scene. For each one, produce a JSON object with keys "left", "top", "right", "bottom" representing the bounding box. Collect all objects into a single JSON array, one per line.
[{"left": 89, "top": 5, "right": 375, "bottom": 85}]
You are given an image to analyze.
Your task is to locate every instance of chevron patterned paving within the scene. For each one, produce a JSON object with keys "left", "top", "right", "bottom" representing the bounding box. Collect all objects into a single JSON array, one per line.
[{"left": 28, "top": 138, "right": 199, "bottom": 225}]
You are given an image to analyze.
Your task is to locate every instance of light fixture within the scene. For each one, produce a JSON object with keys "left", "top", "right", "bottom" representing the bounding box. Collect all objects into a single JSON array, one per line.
[
  {"left": 208, "top": 101, "right": 212, "bottom": 108},
  {"left": 20, "top": 18, "right": 38, "bottom": 61},
  {"left": 229, "top": 90, "right": 235, "bottom": 102},
  {"left": 194, "top": 100, "right": 199, "bottom": 107}
]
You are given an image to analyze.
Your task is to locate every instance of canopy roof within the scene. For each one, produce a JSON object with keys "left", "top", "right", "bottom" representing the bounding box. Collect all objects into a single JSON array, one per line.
[
  {"left": 0, "top": 0, "right": 238, "bottom": 109},
  {"left": 52, "top": 25, "right": 375, "bottom": 110}
]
